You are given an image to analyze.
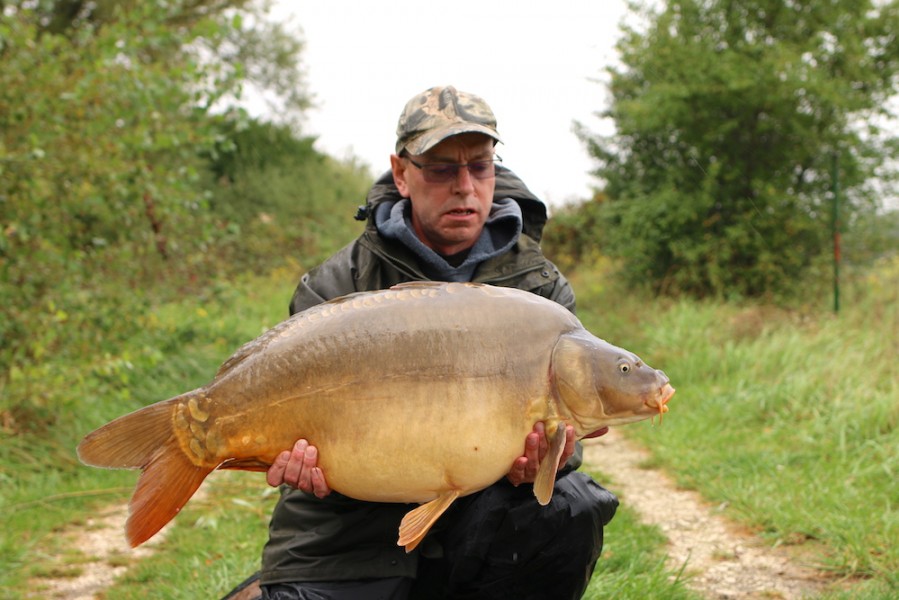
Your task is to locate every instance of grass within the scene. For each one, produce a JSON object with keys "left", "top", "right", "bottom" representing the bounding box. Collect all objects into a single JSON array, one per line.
[
  {"left": 571, "top": 256, "right": 899, "bottom": 598},
  {"left": 584, "top": 468, "right": 699, "bottom": 600},
  {"left": 0, "top": 264, "right": 297, "bottom": 595},
  {"left": 95, "top": 472, "right": 279, "bottom": 599},
  {"left": 3, "top": 257, "right": 898, "bottom": 598}
]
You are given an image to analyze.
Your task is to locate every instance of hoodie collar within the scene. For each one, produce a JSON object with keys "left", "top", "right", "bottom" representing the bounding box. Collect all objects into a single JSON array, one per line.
[{"left": 375, "top": 198, "right": 523, "bottom": 282}]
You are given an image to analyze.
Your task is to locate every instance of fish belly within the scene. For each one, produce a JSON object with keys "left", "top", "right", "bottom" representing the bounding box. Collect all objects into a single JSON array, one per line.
[{"left": 206, "top": 375, "right": 540, "bottom": 503}]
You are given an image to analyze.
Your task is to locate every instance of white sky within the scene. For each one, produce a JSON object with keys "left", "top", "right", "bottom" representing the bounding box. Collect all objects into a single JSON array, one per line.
[{"left": 264, "top": 1, "right": 635, "bottom": 206}]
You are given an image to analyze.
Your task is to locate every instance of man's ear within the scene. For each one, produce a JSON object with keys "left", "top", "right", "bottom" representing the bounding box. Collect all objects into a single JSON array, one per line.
[{"left": 390, "top": 154, "right": 410, "bottom": 198}]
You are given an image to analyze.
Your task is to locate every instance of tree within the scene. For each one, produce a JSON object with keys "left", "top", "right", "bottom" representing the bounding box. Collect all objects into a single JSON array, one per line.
[
  {"left": 0, "top": 1, "right": 309, "bottom": 371},
  {"left": 578, "top": 0, "right": 899, "bottom": 297},
  {"left": 1, "top": 0, "right": 310, "bottom": 119}
]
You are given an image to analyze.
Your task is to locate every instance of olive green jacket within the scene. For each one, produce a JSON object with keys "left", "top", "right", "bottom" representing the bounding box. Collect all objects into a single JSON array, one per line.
[
  {"left": 261, "top": 167, "right": 576, "bottom": 585},
  {"left": 288, "top": 166, "right": 575, "bottom": 315}
]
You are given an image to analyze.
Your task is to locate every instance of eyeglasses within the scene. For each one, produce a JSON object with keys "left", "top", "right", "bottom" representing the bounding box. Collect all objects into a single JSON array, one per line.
[{"left": 405, "top": 155, "right": 502, "bottom": 184}]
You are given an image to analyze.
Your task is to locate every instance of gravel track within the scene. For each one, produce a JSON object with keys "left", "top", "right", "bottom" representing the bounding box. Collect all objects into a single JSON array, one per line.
[{"left": 583, "top": 429, "right": 833, "bottom": 599}]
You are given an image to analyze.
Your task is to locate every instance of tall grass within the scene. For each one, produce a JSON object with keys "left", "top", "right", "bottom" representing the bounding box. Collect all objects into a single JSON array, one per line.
[{"left": 572, "top": 256, "right": 899, "bottom": 597}]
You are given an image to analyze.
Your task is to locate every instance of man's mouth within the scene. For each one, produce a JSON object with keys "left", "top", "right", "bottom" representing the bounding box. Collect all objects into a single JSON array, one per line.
[{"left": 446, "top": 208, "right": 476, "bottom": 216}]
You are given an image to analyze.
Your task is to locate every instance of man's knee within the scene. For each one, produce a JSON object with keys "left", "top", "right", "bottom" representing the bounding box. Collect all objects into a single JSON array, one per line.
[
  {"left": 260, "top": 577, "right": 413, "bottom": 600},
  {"left": 414, "top": 472, "right": 618, "bottom": 599},
  {"left": 556, "top": 470, "right": 619, "bottom": 532}
]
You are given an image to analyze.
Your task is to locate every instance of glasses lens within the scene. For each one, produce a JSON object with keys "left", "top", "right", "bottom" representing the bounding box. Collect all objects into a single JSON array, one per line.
[
  {"left": 466, "top": 160, "right": 495, "bottom": 180},
  {"left": 417, "top": 160, "right": 497, "bottom": 184},
  {"left": 423, "top": 164, "right": 460, "bottom": 183}
]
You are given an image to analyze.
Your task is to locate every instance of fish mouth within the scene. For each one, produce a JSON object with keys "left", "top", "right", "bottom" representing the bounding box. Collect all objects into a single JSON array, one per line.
[{"left": 645, "top": 383, "right": 675, "bottom": 422}]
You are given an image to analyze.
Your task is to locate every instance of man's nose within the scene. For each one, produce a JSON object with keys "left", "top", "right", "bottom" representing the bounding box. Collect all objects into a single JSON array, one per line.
[{"left": 452, "top": 164, "right": 476, "bottom": 193}]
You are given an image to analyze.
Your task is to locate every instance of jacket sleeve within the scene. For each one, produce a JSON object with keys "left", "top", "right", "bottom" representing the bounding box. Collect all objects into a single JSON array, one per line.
[{"left": 546, "top": 268, "right": 577, "bottom": 314}]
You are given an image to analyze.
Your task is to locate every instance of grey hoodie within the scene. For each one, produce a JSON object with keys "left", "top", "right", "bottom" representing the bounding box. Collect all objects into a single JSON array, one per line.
[{"left": 374, "top": 197, "right": 523, "bottom": 282}]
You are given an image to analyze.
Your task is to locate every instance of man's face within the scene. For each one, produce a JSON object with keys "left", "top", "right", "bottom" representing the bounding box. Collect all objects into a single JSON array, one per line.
[{"left": 391, "top": 133, "right": 496, "bottom": 256}]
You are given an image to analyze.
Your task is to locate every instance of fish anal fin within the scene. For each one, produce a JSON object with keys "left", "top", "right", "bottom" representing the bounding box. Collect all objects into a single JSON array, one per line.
[
  {"left": 533, "top": 422, "right": 567, "bottom": 505},
  {"left": 126, "top": 439, "right": 212, "bottom": 547},
  {"left": 398, "top": 490, "right": 461, "bottom": 553},
  {"left": 218, "top": 457, "right": 272, "bottom": 472}
]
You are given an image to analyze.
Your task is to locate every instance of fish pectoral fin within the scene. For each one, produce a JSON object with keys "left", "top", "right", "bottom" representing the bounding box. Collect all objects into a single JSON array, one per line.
[
  {"left": 398, "top": 490, "right": 461, "bottom": 553},
  {"left": 533, "top": 423, "right": 567, "bottom": 506}
]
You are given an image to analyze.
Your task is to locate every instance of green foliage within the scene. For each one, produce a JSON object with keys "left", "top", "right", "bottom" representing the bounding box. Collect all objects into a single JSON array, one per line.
[
  {"left": 578, "top": 0, "right": 899, "bottom": 297},
  {"left": 1, "top": 4, "right": 235, "bottom": 369},
  {"left": 0, "top": 4, "right": 371, "bottom": 431},
  {"left": 542, "top": 193, "right": 609, "bottom": 274},
  {"left": 2, "top": 0, "right": 310, "bottom": 116},
  {"left": 205, "top": 118, "right": 373, "bottom": 272}
]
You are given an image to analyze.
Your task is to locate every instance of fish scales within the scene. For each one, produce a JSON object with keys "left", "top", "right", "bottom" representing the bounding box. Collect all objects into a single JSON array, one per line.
[
  {"left": 77, "top": 282, "right": 674, "bottom": 551},
  {"left": 202, "top": 283, "right": 573, "bottom": 492}
]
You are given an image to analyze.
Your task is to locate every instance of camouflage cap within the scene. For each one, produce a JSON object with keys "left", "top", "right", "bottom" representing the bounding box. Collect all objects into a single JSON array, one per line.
[{"left": 395, "top": 86, "right": 502, "bottom": 156}]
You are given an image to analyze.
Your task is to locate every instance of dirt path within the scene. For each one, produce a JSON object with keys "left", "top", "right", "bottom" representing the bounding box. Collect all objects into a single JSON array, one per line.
[
  {"left": 583, "top": 429, "right": 832, "bottom": 599},
  {"left": 33, "top": 434, "right": 835, "bottom": 599},
  {"left": 27, "top": 483, "right": 209, "bottom": 600},
  {"left": 28, "top": 504, "right": 164, "bottom": 600}
]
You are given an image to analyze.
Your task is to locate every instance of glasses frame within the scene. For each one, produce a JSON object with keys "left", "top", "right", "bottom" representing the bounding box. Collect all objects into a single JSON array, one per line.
[{"left": 404, "top": 154, "right": 503, "bottom": 184}]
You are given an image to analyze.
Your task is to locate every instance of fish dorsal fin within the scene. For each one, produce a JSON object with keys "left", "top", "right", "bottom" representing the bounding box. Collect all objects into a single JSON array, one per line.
[
  {"left": 390, "top": 281, "right": 450, "bottom": 291},
  {"left": 533, "top": 422, "right": 567, "bottom": 505},
  {"left": 398, "top": 490, "right": 461, "bottom": 552}
]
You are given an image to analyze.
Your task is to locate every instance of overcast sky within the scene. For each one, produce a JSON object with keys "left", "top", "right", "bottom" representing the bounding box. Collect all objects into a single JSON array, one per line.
[{"left": 263, "top": 1, "right": 636, "bottom": 206}]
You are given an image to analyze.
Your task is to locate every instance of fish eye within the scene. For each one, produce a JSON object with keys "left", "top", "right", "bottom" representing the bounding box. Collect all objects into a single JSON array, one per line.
[{"left": 618, "top": 361, "right": 631, "bottom": 373}]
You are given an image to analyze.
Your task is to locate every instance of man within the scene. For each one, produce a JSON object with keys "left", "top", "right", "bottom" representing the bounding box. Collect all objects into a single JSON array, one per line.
[{"left": 258, "top": 86, "right": 618, "bottom": 600}]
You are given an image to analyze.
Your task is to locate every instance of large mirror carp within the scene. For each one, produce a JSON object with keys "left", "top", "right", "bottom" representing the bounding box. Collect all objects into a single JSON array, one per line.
[{"left": 78, "top": 282, "right": 674, "bottom": 551}]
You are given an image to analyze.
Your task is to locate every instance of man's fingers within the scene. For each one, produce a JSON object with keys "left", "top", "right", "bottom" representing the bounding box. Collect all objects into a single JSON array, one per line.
[
  {"left": 297, "top": 444, "right": 318, "bottom": 491},
  {"left": 311, "top": 467, "right": 330, "bottom": 498},
  {"left": 532, "top": 422, "right": 548, "bottom": 460},
  {"left": 525, "top": 431, "right": 540, "bottom": 456},
  {"left": 264, "top": 439, "right": 330, "bottom": 496},
  {"left": 507, "top": 456, "right": 528, "bottom": 486},
  {"left": 266, "top": 450, "right": 291, "bottom": 487},
  {"left": 562, "top": 425, "right": 576, "bottom": 464},
  {"left": 281, "top": 439, "right": 309, "bottom": 487}
]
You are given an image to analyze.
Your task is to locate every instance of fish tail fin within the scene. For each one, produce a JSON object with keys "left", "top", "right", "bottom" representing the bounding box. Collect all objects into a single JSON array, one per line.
[
  {"left": 126, "top": 441, "right": 210, "bottom": 547},
  {"left": 76, "top": 390, "right": 212, "bottom": 547},
  {"left": 77, "top": 397, "right": 181, "bottom": 469}
]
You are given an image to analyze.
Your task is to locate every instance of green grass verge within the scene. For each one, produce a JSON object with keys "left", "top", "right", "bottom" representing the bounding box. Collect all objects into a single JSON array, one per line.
[
  {"left": 94, "top": 471, "right": 278, "bottom": 599},
  {"left": 571, "top": 257, "right": 899, "bottom": 597},
  {"left": 583, "top": 470, "right": 699, "bottom": 600},
  {"left": 4, "top": 257, "right": 898, "bottom": 597},
  {"left": 0, "top": 267, "right": 295, "bottom": 595}
]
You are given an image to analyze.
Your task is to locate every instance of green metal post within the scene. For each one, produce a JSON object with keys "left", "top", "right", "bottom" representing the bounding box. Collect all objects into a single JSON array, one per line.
[{"left": 831, "top": 152, "right": 841, "bottom": 314}]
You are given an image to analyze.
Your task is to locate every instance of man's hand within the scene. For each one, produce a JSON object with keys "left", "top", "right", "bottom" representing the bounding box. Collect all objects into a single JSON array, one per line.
[
  {"left": 507, "top": 422, "right": 579, "bottom": 486},
  {"left": 266, "top": 439, "right": 331, "bottom": 498}
]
